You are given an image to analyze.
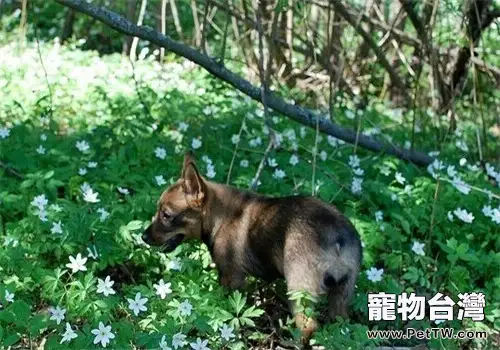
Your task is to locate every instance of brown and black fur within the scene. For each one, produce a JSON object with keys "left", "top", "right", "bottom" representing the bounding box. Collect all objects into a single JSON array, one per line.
[{"left": 143, "top": 153, "right": 362, "bottom": 345}]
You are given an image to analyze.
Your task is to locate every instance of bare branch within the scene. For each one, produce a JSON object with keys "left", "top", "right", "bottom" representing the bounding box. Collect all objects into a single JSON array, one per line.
[
  {"left": 399, "top": 0, "right": 445, "bottom": 110},
  {"left": 130, "top": 0, "right": 147, "bottom": 61},
  {"left": 250, "top": 0, "right": 278, "bottom": 190},
  {"left": 160, "top": 0, "right": 167, "bottom": 62},
  {"left": 200, "top": 0, "right": 212, "bottom": 53},
  {"left": 330, "top": 0, "right": 410, "bottom": 101},
  {"left": 169, "top": 0, "right": 184, "bottom": 41}
]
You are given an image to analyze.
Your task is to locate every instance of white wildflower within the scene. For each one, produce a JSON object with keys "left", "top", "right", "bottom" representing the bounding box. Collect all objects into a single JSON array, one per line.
[
  {"left": 66, "top": 253, "right": 87, "bottom": 273},
  {"left": 127, "top": 292, "right": 148, "bottom": 316},
  {"left": 289, "top": 154, "right": 299, "bottom": 166},
  {"left": 179, "top": 299, "right": 193, "bottom": 316},
  {"left": 220, "top": 324, "right": 235, "bottom": 341},
  {"left": 191, "top": 138, "right": 202, "bottom": 149},
  {"left": 153, "top": 279, "right": 172, "bottom": 299},
  {"left": 366, "top": 267, "right": 384, "bottom": 283},
  {"left": 51, "top": 221, "right": 63, "bottom": 235},
  {"left": 348, "top": 155, "right": 360, "bottom": 168},
  {"left": 155, "top": 175, "right": 167, "bottom": 187},
  {"left": 49, "top": 306, "right": 66, "bottom": 325},
  {"left": 395, "top": 172, "right": 406, "bottom": 185},
  {"left": 273, "top": 168, "right": 286, "bottom": 180},
  {"left": 60, "top": 323, "right": 78, "bottom": 344},
  {"left": 453, "top": 208, "right": 474, "bottom": 223},
  {"left": 411, "top": 241, "right": 425, "bottom": 256},
  {"left": 96, "top": 276, "right": 115, "bottom": 296},
  {"left": 76, "top": 140, "right": 90, "bottom": 153},
  {"left": 91, "top": 322, "right": 115, "bottom": 348},
  {"left": 231, "top": 134, "right": 240, "bottom": 144},
  {"left": 155, "top": 147, "right": 167, "bottom": 160}
]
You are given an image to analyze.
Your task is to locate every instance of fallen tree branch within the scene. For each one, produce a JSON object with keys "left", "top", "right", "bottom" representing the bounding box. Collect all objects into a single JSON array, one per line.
[{"left": 53, "top": 0, "right": 433, "bottom": 166}]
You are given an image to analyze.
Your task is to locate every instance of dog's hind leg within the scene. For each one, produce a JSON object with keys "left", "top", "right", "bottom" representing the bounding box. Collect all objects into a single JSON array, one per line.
[
  {"left": 326, "top": 275, "right": 355, "bottom": 321},
  {"left": 284, "top": 259, "right": 322, "bottom": 347}
]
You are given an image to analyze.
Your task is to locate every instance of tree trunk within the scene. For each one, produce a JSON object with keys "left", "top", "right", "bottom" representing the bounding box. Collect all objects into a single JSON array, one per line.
[{"left": 60, "top": 8, "right": 76, "bottom": 43}]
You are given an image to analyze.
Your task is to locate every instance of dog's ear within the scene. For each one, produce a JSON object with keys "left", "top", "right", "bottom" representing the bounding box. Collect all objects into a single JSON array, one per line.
[
  {"left": 181, "top": 151, "right": 195, "bottom": 176},
  {"left": 182, "top": 161, "right": 205, "bottom": 207},
  {"left": 182, "top": 151, "right": 195, "bottom": 168}
]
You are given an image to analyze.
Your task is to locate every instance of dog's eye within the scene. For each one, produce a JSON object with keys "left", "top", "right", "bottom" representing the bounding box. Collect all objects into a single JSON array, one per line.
[{"left": 162, "top": 211, "right": 171, "bottom": 221}]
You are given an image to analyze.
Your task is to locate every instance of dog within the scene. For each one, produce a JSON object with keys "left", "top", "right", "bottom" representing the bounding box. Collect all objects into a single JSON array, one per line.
[{"left": 143, "top": 153, "right": 362, "bottom": 344}]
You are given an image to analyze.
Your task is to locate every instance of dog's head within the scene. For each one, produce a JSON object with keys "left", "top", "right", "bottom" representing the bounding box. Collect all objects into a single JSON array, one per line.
[{"left": 142, "top": 152, "right": 206, "bottom": 252}]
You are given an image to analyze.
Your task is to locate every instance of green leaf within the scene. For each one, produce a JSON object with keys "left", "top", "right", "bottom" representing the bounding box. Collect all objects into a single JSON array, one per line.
[
  {"left": 402, "top": 266, "right": 420, "bottom": 283},
  {"left": 241, "top": 305, "right": 264, "bottom": 319},
  {"left": 20, "top": 179, "right": 34, "bottom": 189},
  {"left": 0, "top": 310, "right": 16, "bottom": 324},
  {"left": 229, "top": 291, "right": 246, "bottom": 316},
  {"left": 9, "top": 300, "right": 31, "bottom": 326},
  {"left": 456, "top": 243, "right": 469, "bottom": 257},
  {"left": 194, "top": 315, "right": 212, "bottom": 332},
  {"left": 29, "top": 314, "right": 48, "bottom": 335},
  {"left": 44, "top": 170, "right": 55, "bottom": 179},
  {"left": 2, "top": 333, "right": 20, "bottom": 347},
  {"left": 239, "top": 317, "right": 256, "bottom": 327},
  {"left": 126, "top": 220, "right": 143, "bottom": 231}
]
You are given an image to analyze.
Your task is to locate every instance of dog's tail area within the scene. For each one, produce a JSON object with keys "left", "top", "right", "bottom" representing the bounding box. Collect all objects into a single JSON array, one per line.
[{"left": 320, "top": 234, "right": 362, "bottom": 291}]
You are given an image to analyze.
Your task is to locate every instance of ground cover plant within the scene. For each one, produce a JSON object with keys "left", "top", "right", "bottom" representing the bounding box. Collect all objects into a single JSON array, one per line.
[
  {"left": 1, "top": 1, "right": 500, "bottom": 348},
  {"left": 0, "top": 39, "right": 498, "bottom": 350}
]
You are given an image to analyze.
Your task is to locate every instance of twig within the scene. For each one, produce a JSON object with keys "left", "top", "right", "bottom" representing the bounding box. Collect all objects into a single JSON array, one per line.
[
  {"left": 226, "top": 115, "right": 247, "bottom": 185},
  {"left": 250, "top": 138, "right": 274, "bottom": 190},
  {"left": 250, "top": 0, "right": 277, "bottom": 190},
  {"left": 439, "top": 177, "right": 500, "bottom": 200},
  {"left": 353, "top": 111, "right": 363, "bottom": 154},
  {"left": 160, "top": 0, "right": 167, "bottom": 62},
  {"left": 32, "top": 4, "right": 53, "bottom": 115},
  {"left": 169, "top": 0, "right": 184, "bottom": 40},
  {"left": 254, "top": 0, "right": 277, "bottom": 142},
  {"left": 200, "top": 0, "right": 212, "bottom": 53},
  {"left": 128, "top": 58, "right": 154, "bottom": 123},
  {"left": 0, "top": 160, "right": 24, "bottom": 179},
  {"left": 476, "top": 127, "right": 483, "bottom": 163},
  {"left": 427, "top": 179, "right": 441, "bottom": 247},
  {"left": 218, "top": 2, "right": 231, "bottom": 65},
  {"left": 311, "top": 109, "right": 320, "bottom": 196},
  {"left": 130, "top": 0, "right": 148, "bottom": 61}
]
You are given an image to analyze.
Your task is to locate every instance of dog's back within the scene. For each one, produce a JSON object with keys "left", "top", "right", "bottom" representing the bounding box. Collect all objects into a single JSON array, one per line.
[{"left": 207, "top": 186, "right": 362, "bottom": 301}]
